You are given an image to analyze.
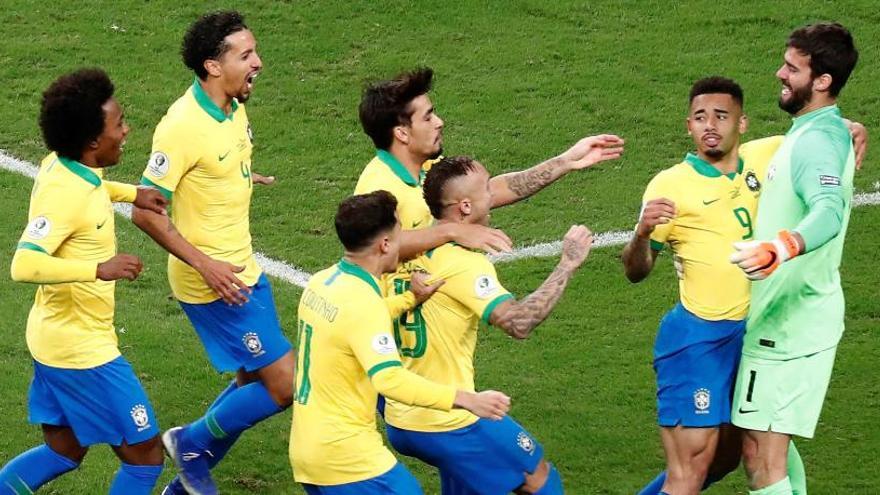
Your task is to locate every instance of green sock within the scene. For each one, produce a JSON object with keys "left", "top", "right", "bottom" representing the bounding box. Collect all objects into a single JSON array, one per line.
[
  {"left": 750, "top": 476, "right": 792, "bottom": 495},
  {"left": 787, "top": 440, "right": 807, "bottom": 495}
]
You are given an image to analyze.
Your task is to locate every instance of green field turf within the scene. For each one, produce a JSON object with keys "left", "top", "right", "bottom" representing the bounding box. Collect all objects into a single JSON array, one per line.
[{"left": 0, "top": 1, "right": 878, "bottom": 493}]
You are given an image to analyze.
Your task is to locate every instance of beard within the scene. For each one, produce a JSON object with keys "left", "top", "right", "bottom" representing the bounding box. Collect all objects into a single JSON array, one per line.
[
  {"left": 704, "top": 147, "right": 725, "bottom": 159},
  {"left": 778, "top": 82, "right": 813, "bottom": 115}
]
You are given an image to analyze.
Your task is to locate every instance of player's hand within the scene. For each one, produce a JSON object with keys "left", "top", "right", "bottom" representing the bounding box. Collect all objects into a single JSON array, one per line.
[
  {"left": 252, "top": 171, "right": 276, "bottom": 185},
  {"left": 730, "top": 230, "right": 802, "bottom": 280},
  {"left": 196, "top": 257, "right": 252, "bottom": 305},
  {"left": 410, "top": 270, "right": 445, "bottom": 305},
  {"left": 454, "top": 390, "right": 511, "bottom": 420},
  {"left": 844, "top": 119, "right": 868, "bottom": 170},
  {"left": 636, "top": 198, "right": 675, "bottom": 238},
  {"left": 133, "top": 186, "right": 168, "bottom": 215},
  {"left": 97, "top": 254, "right": 143, "bottom": 281},
  {"left": 559, "top": 225, "right": 593, "bottom": 270},
  {"left": 559, "top": 134, "right": 625, "bottom": 171},
  {"left": 450, "top": 223, "right": 513, "bottom": 255}
]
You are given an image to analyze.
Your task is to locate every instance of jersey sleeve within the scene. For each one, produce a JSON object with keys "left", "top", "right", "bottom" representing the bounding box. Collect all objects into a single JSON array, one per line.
[
  {"left": 140, "top": 120, "right": 197, "bottom": 199},
  {"left": 641, "top": 172, "right": 676, "bottom": 250},
  {"left": 13, "top": 189, "right": 96, "bottom": 282},
  {"left": 740, "top": 135, "right": 784, "bottom": 179},
  {"left": 103, "top": 181, "right": 137, "bottom": 203},
  {"left": 790, "top": 127, "right": 851, "bottom": 252},
  {"left": 346, "top": 300, "right": 456, "bottom": 411},
  {"left": 440, "top": 255, "right": 513, "bottom": 325}
]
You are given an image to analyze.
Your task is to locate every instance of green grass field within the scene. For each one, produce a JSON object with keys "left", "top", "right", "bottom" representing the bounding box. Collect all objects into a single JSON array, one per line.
[{"left": 1, "top": 1, "right": 878, "bottom": 493}]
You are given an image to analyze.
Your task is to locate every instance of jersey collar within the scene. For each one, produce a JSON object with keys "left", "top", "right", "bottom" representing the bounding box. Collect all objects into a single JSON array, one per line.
[
  {"left": 337, "top": 258, "right": 382, "bottom": 296},
  {"left": 685, "top": 153, "right": 743, "bottom": 180},
  {"left": 789, "top": 104, "right": 840, "bottom": 133},
  {"left": 57, "top": 155, "right": 102, "bottom": 187},
  {"left": 376, "top": 149, "right": 424, "bottom": 187},
  {"left": 192, "top": 78, "right": 238, "bottom": 122}
]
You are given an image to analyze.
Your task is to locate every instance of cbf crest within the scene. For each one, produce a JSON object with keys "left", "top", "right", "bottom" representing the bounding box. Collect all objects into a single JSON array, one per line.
[
  {"left": 744, "top": 170, "right": 761, "bottom": 192},
  {"left": 694, "top": 388, "right": 710, "bottom": 414},
  {"left": 130, "top": 404, "right": 151, "bottom": 431},
  {"left": 517, "top": 431, "right": 536, "bottom": 454},
  {"left": 243, "top": 332, "right": 265, "bottom": 357}
]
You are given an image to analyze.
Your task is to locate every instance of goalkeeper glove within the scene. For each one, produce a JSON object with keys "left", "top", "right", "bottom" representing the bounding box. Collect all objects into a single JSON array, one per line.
[{"left": 730, "top": 230, "right": 802, "bottom": 280}]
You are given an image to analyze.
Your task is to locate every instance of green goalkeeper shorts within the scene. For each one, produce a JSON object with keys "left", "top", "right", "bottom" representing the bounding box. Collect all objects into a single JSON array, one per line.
[{"left": 731, "top": 346, "right": 837, "bottom": 438}]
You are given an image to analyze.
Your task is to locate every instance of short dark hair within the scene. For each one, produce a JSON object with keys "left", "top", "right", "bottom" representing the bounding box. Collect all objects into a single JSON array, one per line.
[
  {"left": 335, "top": 190, "right": 399, "bottom": 251},
  {"left": 39, "top": 68, "right": 114, "bottom": 161},
  {"left": 689, "top": 76, "right": 744, "bottom": 108},
  {"left": 182, "top": 11, "right": 249, "bottom": 80},
  {"left": 359, "top": 67, "right": 434, "bottom": 150},
  {"left": 423, "top": 156, "right": 477, "bottom": 219},
  {"left": 787, "top": 22, "right": 858, "bottom": 96}
]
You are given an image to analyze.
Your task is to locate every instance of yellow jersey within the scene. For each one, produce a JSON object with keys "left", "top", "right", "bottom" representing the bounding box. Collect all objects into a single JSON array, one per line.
[
  {"left": 291, "top": 259, "right": 455, "bottom": 485},
  {"left": 645, "top": 137, "right": 782, "bottom": 320},
  {"left": 141, "top": 80, "right": 260, "bottom": 303},
  {"left": 385, "top": 243, "right": 513, "bottom": 432},
  {"left": 14, "top": 153, "right": 134, "bottom": 369}
]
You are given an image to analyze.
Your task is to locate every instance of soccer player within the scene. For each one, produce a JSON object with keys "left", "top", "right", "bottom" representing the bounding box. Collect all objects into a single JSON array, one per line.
[
  {"left": 621, "top": 76, "right": 805, "bottom": 495},
  {"left": 383, "top": 156, "right": 594, "bottom": 494},
  {"left": 730, "top": 23, "right": 858, "bottom": 495},
  {"left": 290, "top": 190, "right": 511, "bottom": 494},
  {"left": 130, "top": 11, "right": 290, "bottom": 494},
  {"left": 355, "top": 66, "right": 622, "bottom": 319},
  {"left": 0, "top": 69, "right": 168, "bottom": 494}
]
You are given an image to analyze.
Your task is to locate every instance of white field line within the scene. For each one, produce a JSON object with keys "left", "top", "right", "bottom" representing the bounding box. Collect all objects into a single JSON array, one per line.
[{"left": 3, "top": 150, "right": 879, "bottom": 287}]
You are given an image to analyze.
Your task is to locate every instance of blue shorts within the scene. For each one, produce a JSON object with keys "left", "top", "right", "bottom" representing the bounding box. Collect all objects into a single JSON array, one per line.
[
  {"left": 180, "top": 273, "right": 291, "bottom": 373},
  {"left": 654, "top": 303, "right": 745, "bottom": 427},
  {"left": 301, "top": 462, "right": 422, "bottom": 495},
  {"left": 28, "top": 356, "right": 159, "bottom": 447},
  {"left": 387, "top": 416, "right": 544, "bottom": 495}
]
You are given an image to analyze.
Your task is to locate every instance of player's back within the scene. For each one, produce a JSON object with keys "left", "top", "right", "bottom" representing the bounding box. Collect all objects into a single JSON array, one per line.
[
  {"left": 290, "top": 261, "right": 398, "bottom": 485},
  {"left": 385, "top": 243, "right": 512, "bottom": 432}
]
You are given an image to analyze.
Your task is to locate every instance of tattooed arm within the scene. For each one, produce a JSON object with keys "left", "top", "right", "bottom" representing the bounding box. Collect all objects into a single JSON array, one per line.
[
  {"left": 489, "top": 226, "right": 593, "bottom": 339},
  {"left": 132, "top": 205, "right": 251, "bottom": 305},
  {"left": 489, "top": 134, "right": 624, "bottom": 208}
]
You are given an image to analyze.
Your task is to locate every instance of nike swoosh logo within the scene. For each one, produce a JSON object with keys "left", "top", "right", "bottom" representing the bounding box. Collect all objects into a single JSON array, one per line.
[
  {"left": 219, "top": 150, "right": 231, "bottom": 161},
  {"left": 96, "top": 220, "right": 107, "bottom": 230},
  {"left": 412, "top": 220, "right": 423, "bottom": 228},
  {"left": 181, "top": 452, "right": 201, "bottom": 462},
  {"left": 738, "top": 407, "right": 758, "bottom": 414},
  {"left": 702, "top": 198, "right": 720, "bottom": 205}
]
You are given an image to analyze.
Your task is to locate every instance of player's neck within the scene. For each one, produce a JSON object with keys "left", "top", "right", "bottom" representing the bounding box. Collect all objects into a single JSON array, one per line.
[
  {"left": 697, "top": 149, "right": 740, "bottom": 175},
  {"left": 794, "top": 95, "right": 836, "bottom": 118},
  {"left": 198, "top": 79, "right": 235, "bottom": 115},
  {"left": 388, "top": 144, "right": 427, "bottom": 178},
  {"left": 342, "top": 253, "right": 383, "bottom": 279}
]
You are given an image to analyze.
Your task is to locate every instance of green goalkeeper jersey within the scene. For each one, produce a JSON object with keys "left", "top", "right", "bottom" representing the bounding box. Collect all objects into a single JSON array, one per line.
[{"left": 745, "top": 105, "right": 855, "bottom": 360}]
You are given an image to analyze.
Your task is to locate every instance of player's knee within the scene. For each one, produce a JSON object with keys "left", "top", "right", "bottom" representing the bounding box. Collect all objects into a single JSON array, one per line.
[
  {"left": 518, "top": 459, "right": 563, "bottom": 495},
  {"left": 115, "top": 435, "right": 165, "bottom": 466},
  {"left": 265, "top": 377, "right": 294, "bottom": 407}
]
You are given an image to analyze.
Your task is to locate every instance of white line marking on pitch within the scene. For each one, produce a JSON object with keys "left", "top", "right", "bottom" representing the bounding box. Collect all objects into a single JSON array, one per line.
[{"left": 3, "top": 150, "right": 879, "bottom": 287}]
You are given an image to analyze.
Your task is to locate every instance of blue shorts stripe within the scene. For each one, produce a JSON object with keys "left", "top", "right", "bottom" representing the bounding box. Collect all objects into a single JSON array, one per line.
[{"left": 301, "top": 462, "right": 422, "bottom": 495}]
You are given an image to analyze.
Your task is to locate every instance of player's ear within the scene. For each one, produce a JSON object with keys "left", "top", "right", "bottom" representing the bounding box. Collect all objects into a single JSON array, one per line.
[
  {"left": 460, "top": 198, "right": 472, "bottom": 216},
  {"left": 204, "top": 59, "right": 223, "bottom": 78},
  {"left": 378, "top": 235, "right": 391, "bottom": 255},
  {"left": 393, "top": 125, "right": 410, "bottom": 146},
  {"left": 685, "top": 117, "right": 694, "bottom": 136},
  {"left": 813, "top": 73, "right": 833, "bottom": 93},
  {"left": 739, "top": 114, "right": 749, "bottom": 134}
]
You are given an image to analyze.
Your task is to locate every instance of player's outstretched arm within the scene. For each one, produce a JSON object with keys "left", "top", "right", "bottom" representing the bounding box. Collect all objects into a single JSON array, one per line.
[
  {"left": 103, "top": 182, "right": 168, "bottom": 215},
  {"left": 489, "top": 134, "right": 624, "bottom": 208},
  {"left": 489, "top": 225, "right": 592, "bottom": 340},
  {"left": 621, "top": 198, "right": 675, "bottom": 282},
  {"left": 398, "top": 223, "right": 512, "bottom": 261},
  {"left": 131, "top": 205, "right": 251, "bottom": 305}
]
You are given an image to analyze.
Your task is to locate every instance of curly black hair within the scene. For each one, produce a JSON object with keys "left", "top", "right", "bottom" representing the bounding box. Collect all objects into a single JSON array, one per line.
[
  {"left": 689, "top": 76, "right": 744, "bottom": 108},
  {"left": 182, "top": 10, "right": 249, "bottom": 80},
  {"left": 39, "top": 68, "right": 114, "bottom": 160},
  {"left": 359, "top": 67, "right": 434, "bottom": 150}
]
